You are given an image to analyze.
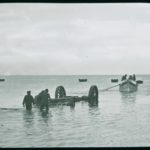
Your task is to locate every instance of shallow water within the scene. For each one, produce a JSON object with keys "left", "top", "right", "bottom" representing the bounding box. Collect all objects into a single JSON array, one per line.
[{"left": 0, "top": 75, "right": 150, "bottom": 147}]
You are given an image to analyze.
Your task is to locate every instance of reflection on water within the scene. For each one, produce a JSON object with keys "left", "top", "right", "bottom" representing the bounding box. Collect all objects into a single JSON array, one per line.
[
  {"left": 40, "top": 110, "right": 51, "bottom": 125},
  {"left": 41, "top": 110, "right": 49, "bottom": 118},
  {"left": 23, "top": 110, "right": 34, "bottom": 128},
  {"left": 119, "top": 92, "right": 137, "bottom": 124},
  {"left": 120, "top": 91, "right": 137, "bottom": 104},
  {"left": 23, "top": 110, "right": 34, "bottom": 121},
  {"left": 88, "top": 106, "right": 100, "bottom": 118},
  {"left": 88, "top": 102, "right": 99, "bottom": 108}
]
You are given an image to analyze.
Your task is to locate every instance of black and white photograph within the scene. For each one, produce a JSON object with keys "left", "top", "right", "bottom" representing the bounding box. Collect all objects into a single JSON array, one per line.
[{"left": 0, "top": 2, "right": 150, "bottom": 147}]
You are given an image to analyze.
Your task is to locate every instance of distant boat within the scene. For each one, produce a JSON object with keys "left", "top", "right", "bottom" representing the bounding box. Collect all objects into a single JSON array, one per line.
[
  {"left": 119, "top": 79, "right": 138, "bottom": 92},
  {"left": 0, "top": 79, "right": 5, "bottom": 82},
  {"left": 111, "top": 79, "right": 118, "bottom": 83},
  {"left": 79, "top": 79, "right": 87, "bottom": 82},
  {"left": 136, "top": 80, "right": 143, "bottom": 84}
]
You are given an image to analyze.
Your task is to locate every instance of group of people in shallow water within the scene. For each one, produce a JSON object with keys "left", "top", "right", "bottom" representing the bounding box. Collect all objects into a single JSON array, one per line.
[
  {"left": 22, "top": 74, "right": 137, "bottom": 111},
  {"left": 121, "top": 74, "right": 136, "bottom": 81},
  {"left": 22, "top": 89, "right": 51, "bottom": 111}
]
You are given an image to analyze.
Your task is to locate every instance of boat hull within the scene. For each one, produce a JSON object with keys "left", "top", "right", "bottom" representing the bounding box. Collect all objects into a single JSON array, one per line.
[
  {"left": 111, "top": 79, "right": 118, "bottom": 83},
  {"left": 79, "top": 79, "right": 87, "bottom": 82},
  {"left": 119, "top": 80, "right": 138, "bottom": 92},
  {"left": 0, "top": 79, "right": 5, "bottom": 82}
]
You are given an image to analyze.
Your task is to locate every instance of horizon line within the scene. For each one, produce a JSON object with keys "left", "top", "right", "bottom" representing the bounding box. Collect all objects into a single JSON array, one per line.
[{"left": 1, "top": 74, "right": 150, "bottom": 76}]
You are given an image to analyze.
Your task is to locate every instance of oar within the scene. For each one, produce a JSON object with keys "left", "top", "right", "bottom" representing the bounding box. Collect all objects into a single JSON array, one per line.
[{"left": 100, "top": 84, "right": 120, "bottom": 91}]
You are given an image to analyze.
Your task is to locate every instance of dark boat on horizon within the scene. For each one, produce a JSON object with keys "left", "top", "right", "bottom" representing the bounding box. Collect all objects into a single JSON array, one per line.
[
  {"left": 111, "top": 79, "right": 118, "bottom": 83},
  {"left": 79, "top": 79, "right": 87, "bottom": 82},
  {"left": 0, "top": 79, "right": 5, "bottom": 82}
]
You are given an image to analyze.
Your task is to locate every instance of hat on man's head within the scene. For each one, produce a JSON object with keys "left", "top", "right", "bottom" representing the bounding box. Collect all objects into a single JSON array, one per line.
[
  {"left": 27, "top": 91, "right": 31, "bottom": 94},
  {"left": 45, "top": 89, "right": 48, "bottom": 92}
]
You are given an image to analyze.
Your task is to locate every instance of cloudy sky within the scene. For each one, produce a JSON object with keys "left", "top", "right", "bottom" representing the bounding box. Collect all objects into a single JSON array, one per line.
[{"left": 0, "top": 3, "right": 150, "bottom": 75}]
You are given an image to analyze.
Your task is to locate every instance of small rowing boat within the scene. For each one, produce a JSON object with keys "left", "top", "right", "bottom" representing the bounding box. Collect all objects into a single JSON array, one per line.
[
  {"left": 0, "top": 79, "right": 5, "bottom": 82},
  {"left": 79, "top": 79, "right": 87, "bottom": 82},
  {"left": 119, "top": 79, "right": 138, "bottom": 92},
  {"left": 111, "top": 79, "right": 118, "bottom": 83}
]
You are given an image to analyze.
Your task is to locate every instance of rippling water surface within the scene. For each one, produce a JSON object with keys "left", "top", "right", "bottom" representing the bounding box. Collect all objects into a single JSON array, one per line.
[{"left": 0, "top": 75, "right": 150, "bottom": 147}]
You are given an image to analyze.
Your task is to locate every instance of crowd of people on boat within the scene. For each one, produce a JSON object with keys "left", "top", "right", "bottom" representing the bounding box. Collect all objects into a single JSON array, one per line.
[
  {"left": 22, "top": 89, "right": 51, "bottom": 111},
  {"left": 121, "top": 74, "right": 136, "bottom": 81}
]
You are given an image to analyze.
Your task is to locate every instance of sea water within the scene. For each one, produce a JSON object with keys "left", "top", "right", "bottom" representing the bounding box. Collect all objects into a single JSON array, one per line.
[{"left": 0, "top": 75, "right": 150, "bottom": 147}]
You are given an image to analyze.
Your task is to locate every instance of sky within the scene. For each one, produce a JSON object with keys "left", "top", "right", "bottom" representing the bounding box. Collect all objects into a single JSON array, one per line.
[{"left": 0, "top": 3, "right": 150, "bottom": 75}]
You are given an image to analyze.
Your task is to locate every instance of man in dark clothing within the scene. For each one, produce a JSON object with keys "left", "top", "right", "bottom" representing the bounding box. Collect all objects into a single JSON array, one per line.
[
  {"left": 40, "top": 89, "right": 51, "bottom": 111},
  {"left": 121, "top": 75, "right": 125, "bottom": 81},
  {"left": 37, "top": 90, "right": 45, "bottom": 107},
  {"left": 34, "top": 90, "right": 43, "bottom": 107},
  {"left": 129, "top": 75, "right": 133, "bottom": 80},
  {"left": 23, "top": 91, "right": 34, "bottom": 111},
  {"left": 133, "top": 74, "right": 136, "bottom": 81},
  {"left": 124, "top": 74, "right": 127, "bottom": 80},
  {"left": 121, "top": 74, "right": 127, "bottom": 81}
]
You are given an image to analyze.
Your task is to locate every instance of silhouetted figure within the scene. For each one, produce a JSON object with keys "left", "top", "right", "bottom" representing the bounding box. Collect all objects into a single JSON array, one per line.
[
  {"left": 40, "top": 89, "right": 51, "bottom": 111},
  {"left": 36, "top": 90, "right": 44, "bottom": 107},
  {"left": 124, "top": 74, "right": 127, "bottom": 80},
  {"left": 121, "top": 74, "right": 127, "bottom": 81},
  {"left": 128, "top": 75, "right": 133, "bottom": 80},
  {"left": 133, "top": 74, "right": 136, "bottom": 81},
  {"left": 23, "top": 91, "right": 34, "bottom": 111}
]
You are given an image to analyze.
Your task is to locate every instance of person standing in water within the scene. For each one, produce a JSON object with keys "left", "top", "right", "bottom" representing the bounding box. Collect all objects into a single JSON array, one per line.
[
  {"left": 40, "top": 89, "right": 51, "bottom": 111},
  {"left": 37, "top": 90, "right": 45, "bottom": 107},
  {"left": 23, "top": 91, "right": 35, "bottom": 111}
]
